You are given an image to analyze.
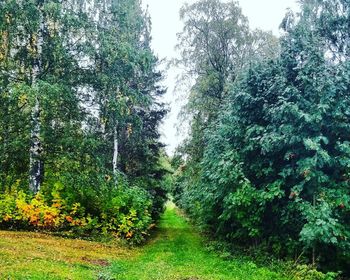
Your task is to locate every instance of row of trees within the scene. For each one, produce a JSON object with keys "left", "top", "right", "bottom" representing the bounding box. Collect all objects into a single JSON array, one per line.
[
  {"left": 174, "top": 0, "right": 350, "bottom": 275},
  {"left": 0, "top": 0, "right": 168, "bottom": 241}
]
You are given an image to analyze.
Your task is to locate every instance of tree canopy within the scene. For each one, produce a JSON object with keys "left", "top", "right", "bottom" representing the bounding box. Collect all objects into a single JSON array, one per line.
[
  {"left": 173, "top": 0, "right": 350, "bottom": 276},
  {"left": 0, "top": 0, "right": 169, "bottom": 243}
]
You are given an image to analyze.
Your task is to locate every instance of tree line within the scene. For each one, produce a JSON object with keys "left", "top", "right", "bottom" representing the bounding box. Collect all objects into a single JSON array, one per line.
[
  {"left": 0, "top": 0, "right": 168, "bottom": 243},
  {"left": 173, "top": 0, "right": 350, "bottom": 276}
]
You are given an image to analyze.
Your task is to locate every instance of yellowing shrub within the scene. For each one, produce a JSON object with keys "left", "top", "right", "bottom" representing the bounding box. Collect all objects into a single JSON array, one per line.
[{"left": 0, "top": 186, "right": 154, "bottom": 244}]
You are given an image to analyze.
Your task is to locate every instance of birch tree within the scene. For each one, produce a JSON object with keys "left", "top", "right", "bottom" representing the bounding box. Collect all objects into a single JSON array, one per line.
[
  {"left": 29, "top": 0, "right": 44, "bottom": 193},
  {"left": 0, "top": 0, "right": 89, "bottom": 192}
]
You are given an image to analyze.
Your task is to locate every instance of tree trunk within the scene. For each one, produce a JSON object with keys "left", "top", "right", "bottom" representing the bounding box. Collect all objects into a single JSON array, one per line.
[
  {"left": 112, "top": 124, "right": 118, "bottom": 177},
  {"left": 29, "top": 3, "right": 44, "bottom": 193}
]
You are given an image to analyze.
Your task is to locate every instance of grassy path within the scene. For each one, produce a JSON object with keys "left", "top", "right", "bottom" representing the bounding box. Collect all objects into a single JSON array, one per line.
[
  {"left": 103, "top": 202, "right": 287, "bottom": 280},
  {"left": 0, "top": 203, "right": 287, "bottom": 280}
]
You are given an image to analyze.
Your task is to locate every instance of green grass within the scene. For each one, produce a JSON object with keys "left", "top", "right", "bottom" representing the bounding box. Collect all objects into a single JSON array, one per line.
[{"left": 0, "top": 202, "right": 288, "bottom": 280}]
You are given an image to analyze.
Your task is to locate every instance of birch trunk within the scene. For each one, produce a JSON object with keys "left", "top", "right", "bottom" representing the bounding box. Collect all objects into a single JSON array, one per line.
[
  {"left": 112, "top": 124, "right": 118, "bottom": 176},
  {"left": 29, "top": 4, "right": 44, "bottom": 193}
]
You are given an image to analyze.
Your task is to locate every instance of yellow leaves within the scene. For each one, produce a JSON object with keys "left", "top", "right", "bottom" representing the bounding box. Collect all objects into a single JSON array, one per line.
[
  {"left": 27, "top": 34, "right": 38, "bottom": 55},
  {"left": 31, "top": 35, "right": 38, "bottom": 47},
  {"left": 15, "top": 195, "right": 28, "bottom": 211},
  {"left": 43, "top": 212, "right": 55, "bottom": 226},
  {"left": 29, "top": 213, "right": 40, "bottom": 225},
  {"left": 52, "top": 202, "right": 61, "bottom": 208},
  {"left": 148, "top": 223, "right": 156, "bottom": 230},
  {"left": 70, "top": 202, "right": 81, "bottom": 215},
  {"left": 0, "top": 31, "right": 9, "bottom": 61},
  {"left": 21, "top": 204, "right": 33, "bottom": 214},
  {"left": 1, "top": 190, "right": 151, "bottom": 243},
  {"left": 18, "top": 94, "right": 28, "bottom": 107},
  {"left": 302, "top": 169, "right": 311, "bottom": 178},
  {"left": 65, "top": 215, "right": 73, "bottom": 223},
  {"left": 5, "top": 13, "right": 11, "bottom": 24},
  {"left": 51, "top": 191, "right": 65, "bottom": 210},
  {"left": 127, "top": 123, "right": 133, "bottom": 137},
  {"left": 1, "top": 191, "right": 88, "bottom": 233},
  {"left": 10, "top": 192, "right": 63, "bottom": 229},
  {"left": 1, "top": 31, "right": 8, "bottom": 43},
  {"left": 3, "top": 214, "right": 12, "bottom": 222},
  {"left": 126, "top": 231, "right": 133, "bottom": 239}
]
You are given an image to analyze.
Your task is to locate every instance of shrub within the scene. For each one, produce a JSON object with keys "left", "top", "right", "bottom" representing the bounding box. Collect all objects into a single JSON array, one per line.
[
  {"left": 0, "top": 184, "right": 154, "bottom": 244},
  {"left": 292, "top": 265, "right": 339, "bottom": 280}
]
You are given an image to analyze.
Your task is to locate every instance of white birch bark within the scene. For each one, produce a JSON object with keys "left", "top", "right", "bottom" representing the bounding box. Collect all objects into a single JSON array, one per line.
[
  {"left": 29, "top": 4, "right": 44, "bottom": 193},
  {"left": 112, "top": 124, "right": 118, "bottom": 176}
]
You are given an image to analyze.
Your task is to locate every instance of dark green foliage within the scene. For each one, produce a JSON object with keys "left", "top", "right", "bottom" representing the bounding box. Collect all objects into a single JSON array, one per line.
[{"left": 174, "top": 0, "right": 350, "bottom": 276}]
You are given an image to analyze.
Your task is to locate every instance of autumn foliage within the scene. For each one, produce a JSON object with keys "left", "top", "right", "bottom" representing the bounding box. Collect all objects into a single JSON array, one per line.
[{"left": 0, "top": 186, "right": 153, "bottom": 243}]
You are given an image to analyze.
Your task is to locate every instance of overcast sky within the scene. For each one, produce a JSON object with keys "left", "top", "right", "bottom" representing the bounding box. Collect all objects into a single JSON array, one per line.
[{"left": 142, "top": 0, "right": 299, "bottom": 155}]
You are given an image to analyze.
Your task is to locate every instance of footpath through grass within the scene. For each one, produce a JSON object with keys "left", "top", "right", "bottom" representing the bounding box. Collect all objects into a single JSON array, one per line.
[{"left": 0, "top": 203, "right": 287, "bottom": 280}]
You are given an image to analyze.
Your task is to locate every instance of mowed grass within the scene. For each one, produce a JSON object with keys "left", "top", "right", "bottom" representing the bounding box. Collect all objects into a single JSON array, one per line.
[
  {"left": 0, "top": 229, "right": 136, "bottom": 279},
  {"left": 0, "top": 203, "right": 287, "bottom": 280}
]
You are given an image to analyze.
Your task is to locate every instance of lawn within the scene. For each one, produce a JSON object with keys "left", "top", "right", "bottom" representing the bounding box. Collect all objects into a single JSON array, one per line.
[{"left": 0, "top": 203, "right": 287, "bottom": 280}]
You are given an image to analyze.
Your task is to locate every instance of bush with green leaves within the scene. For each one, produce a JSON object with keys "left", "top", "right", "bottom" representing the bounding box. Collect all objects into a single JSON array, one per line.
[
  {"left": 0, "top": 133, "right": 170, "bottom": 243},
  {"left": 0, "top": 177, "right": 154, "bottom": 244}
]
